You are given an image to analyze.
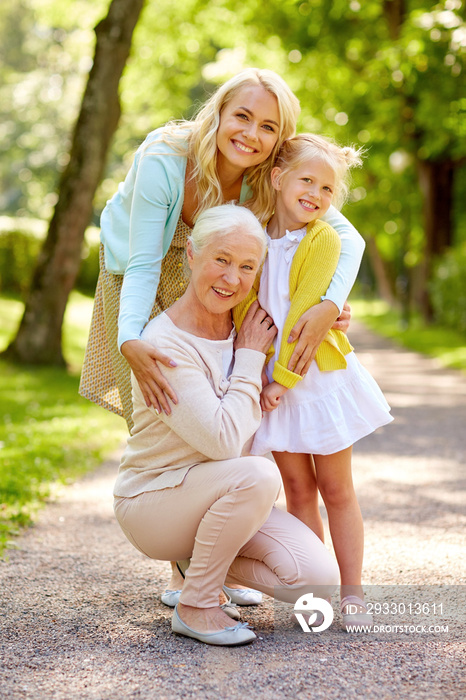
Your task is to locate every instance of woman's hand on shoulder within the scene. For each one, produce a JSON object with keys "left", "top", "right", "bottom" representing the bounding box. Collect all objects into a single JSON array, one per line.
[
  {"left": 120, "top": 339, "right": 178, "bottom": 415},
  {"left": 234, "top": 301, "right": 277, "bottom": 355}
]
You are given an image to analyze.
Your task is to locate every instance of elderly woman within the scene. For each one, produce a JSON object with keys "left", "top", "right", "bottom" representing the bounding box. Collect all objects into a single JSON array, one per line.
[{"left": 113, "top": 204, "right": 339, "bottom": 646}]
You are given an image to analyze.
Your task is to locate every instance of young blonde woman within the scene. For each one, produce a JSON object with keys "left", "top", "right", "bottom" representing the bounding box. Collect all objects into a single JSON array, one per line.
[{"left": 79, "top": 67, "right": 364, "bottom": 606}]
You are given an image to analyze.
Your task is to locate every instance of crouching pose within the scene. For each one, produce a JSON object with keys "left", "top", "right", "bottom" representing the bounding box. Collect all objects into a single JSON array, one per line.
[{"left": 113, "top": 205, "right": 338, "bottom": 646}]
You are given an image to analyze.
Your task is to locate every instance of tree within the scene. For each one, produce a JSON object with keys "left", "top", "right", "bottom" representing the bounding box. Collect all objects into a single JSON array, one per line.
[
  {"left": 239, "top": 0, "right": 466, "bottom": 318},
  {"left": 0, "top": 0, "right": 107, "bottom": 220},
  {"left": 3, "top": 0, "right": 464, "bottom": 354},
  {"left": 3, "top": 0, "right": 145, "bottom": 364},
  {"left": 379, "top": 1, "right": 466, "bottom": 316}
]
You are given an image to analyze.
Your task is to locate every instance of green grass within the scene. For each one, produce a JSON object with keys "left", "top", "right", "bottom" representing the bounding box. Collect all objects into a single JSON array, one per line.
[
  {"left": 0, "top": 292, "right": 127, "bottom": 555},
  {"left": 351, "top": 298, "right": 466, "bottom": 373}
]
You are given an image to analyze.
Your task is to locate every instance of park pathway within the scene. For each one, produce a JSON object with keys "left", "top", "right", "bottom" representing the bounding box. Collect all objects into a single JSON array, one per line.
[{"left": 0, "top": 321, "right": 465, "bottom": 699}]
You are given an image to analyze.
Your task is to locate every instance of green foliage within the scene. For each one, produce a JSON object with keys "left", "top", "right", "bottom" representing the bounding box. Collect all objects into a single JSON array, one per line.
[
  {"left": 0, "top": 219, "right": 100, "bottom": 297},
  {"left": 429, "top": 244, "right": 466, "bottom": 332},
  {"left": 351, "top": 297, "right": 466, "bottom": 372},
  {"left": 0, "top": 0, "right": 110, "bottom": 220},
  {"left": 0, "top": 292, "right": 126, "bottom": 554},
  {"left": 1, "top": 0, "right": 466, "bottom": 315},
  {"left": 0, "top": 226, "right": 42, "bottom": 296},
  {"left": 77, "top": 234, "right": 100, "bottom": 296},
  {"left": 246, "top": 0, "right": 466, "bottom": 271}
]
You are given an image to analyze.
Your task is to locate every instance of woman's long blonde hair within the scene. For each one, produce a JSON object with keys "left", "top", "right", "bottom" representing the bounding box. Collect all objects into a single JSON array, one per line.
[{"left": 161, "top": 68, "right": 300, "bottom": 222}]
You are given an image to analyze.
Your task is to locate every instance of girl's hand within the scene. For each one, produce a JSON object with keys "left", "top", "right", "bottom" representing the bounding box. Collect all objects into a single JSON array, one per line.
[
  {"left": 261, "top": 368, "right": 270, "bottom": 390},
  {"left": 235, "top": 301, "right": 278, "bottom": 355},
  {"left": 287, "top": 300, "right": 340, "bottom": 376},
  {"left": 260, "top": 381, "right": 288, "bottom": 412},
  {"left": 332, "top": 301, "right": 352, "bottom": 333},
  {"left": 120, "top": 339, "right": 178, "bottom": 415}
]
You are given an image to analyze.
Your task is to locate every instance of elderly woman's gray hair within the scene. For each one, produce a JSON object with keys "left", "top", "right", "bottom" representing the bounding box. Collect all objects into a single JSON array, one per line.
[{"left": 188, "top": 204, "right": 267, "bottom": 260}]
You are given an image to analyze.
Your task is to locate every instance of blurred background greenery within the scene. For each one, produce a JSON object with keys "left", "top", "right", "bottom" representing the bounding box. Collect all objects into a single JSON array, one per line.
[
  {"left": 0, "top": 0, "right": 465, "bottom": 549},
  {"left": 2, "top": 0, "right": 465, "bottom": 328}
]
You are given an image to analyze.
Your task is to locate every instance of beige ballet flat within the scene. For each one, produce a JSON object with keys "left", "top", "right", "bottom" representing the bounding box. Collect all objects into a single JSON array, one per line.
[{"left": 341, "top": 595, "right": 373, "bottom": 632}]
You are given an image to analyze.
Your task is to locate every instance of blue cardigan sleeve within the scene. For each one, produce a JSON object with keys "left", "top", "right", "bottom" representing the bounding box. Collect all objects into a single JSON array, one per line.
[
  {"left": 116, "top": 141, "right": 187, "bottom": 349},
  {"left": 320, "top": 206, "right": 366, "bottom": 312}
]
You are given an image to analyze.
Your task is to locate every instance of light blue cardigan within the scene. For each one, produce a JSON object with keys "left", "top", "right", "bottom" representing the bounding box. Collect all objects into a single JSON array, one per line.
[{"left": 100, "top": 128, "right": 366, "bottom": 349}]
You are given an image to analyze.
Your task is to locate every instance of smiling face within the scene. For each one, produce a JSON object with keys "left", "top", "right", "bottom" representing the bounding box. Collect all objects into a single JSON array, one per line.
[
  {"left": 187, "top": 230, "right": 264, "bottom": 315},
  {"left": 271, "top": 158, "right": 335, "bottom": 231},
  {"left": 216, "top": 85, "right": 280, "bottom": 176}
]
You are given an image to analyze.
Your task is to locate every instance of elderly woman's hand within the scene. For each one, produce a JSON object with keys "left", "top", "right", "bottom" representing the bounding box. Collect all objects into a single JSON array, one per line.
[
  {"left": 121, "top": 339, "right": 178, "bottom": 415},
  {"left": 235, "top": 301, "right": 277, "bottom": 355}
]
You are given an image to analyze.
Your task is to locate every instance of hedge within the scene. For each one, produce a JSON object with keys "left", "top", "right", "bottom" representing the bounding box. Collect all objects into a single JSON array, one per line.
[
  {"left": 430, "top": 243, "right": 466, "bottom": 333},
  {"left": 0, "top": 217, "right": 100, "bottom": 297}
]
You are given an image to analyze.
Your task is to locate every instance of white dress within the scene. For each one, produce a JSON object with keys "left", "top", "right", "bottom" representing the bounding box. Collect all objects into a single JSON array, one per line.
[{"left": 251, "top": 228, "right": 393, "bottom": 456}]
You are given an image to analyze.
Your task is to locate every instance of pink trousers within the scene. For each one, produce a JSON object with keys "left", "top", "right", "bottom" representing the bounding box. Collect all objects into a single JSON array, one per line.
[{"left": 114, "top": 455, "right": 338, "bottom": 607}]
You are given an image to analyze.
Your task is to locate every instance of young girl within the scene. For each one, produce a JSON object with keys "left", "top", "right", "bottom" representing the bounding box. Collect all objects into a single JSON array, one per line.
[{"left": 234, "top": 134, "right": 393, "bottom": 630}]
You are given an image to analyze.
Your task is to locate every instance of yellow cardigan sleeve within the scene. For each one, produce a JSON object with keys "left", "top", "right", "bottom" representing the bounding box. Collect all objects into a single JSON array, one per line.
[
  {"left": 272, "top": 221, "right": 353, "bottom": 389},
  {"left": 232, "top": 268, "right": 260, "bottom": 331},
  {"left": 232, "top": 262, "right": 276, "bottom": 366}
]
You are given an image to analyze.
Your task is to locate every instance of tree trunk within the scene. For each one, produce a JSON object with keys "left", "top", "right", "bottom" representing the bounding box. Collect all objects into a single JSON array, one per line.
[
  {"left": 417, "top": 158, "right": 454, "bottom": 320},
  {"left": 3, "top": 0, "right": 145, "bottom": 365},
  {"left": 418, "top": 158, "right": 454, "bottom": 257},
  {"left": 383, "top": 0, "right": 405, "bottom": 40},
  {"left": 365, "top": 236, "right": 397, "bottom": 306}
]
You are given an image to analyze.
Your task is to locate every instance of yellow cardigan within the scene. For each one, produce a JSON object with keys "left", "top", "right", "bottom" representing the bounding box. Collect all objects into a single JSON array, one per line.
[{"left": 233, "top": 219, "right": 353, "bottom": 389}]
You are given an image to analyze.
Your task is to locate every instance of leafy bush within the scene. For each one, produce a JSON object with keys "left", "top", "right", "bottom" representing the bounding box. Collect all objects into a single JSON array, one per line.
[
  {"left": 429, "top": 244, "right": 466, "bottom": 333},
  {"left": 77, "top": 230, "right": 100, "bottom": 294},
  {"left": 0, "top": 217, "right": 100, "bottom": 297},
  {"left": 0, "top": 230, "right": 38, "bottom": 294}
]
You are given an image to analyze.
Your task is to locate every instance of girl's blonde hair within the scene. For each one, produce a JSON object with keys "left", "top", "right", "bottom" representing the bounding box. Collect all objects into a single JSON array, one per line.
[
  {"left": 188, "top": 203, "right": 267, "bottom": 261},
  {"left": 161, "top": 68, "right": 300, "bottom": 222},
  {"left": 273, "top": 133, "right": 364, "bottom": 209}
]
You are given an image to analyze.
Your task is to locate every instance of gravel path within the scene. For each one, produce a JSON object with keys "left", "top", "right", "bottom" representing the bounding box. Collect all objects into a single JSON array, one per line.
[{"left": 1, "top": 321, "right": 465, "bottom": 699}]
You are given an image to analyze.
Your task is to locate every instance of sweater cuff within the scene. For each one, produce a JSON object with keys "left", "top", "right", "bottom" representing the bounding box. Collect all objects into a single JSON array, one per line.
[
  {"left": 320, "top": 293, "right": 343, "bottom": 315},
  {"left": 118, "top": 328, "right": 142, "bottom": 353},
  {"left": 272, "top": 362, "right": 303, "bottom": 389},
  {"left": 233, "top": 348, "right": 266, "bottom": 379}
]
